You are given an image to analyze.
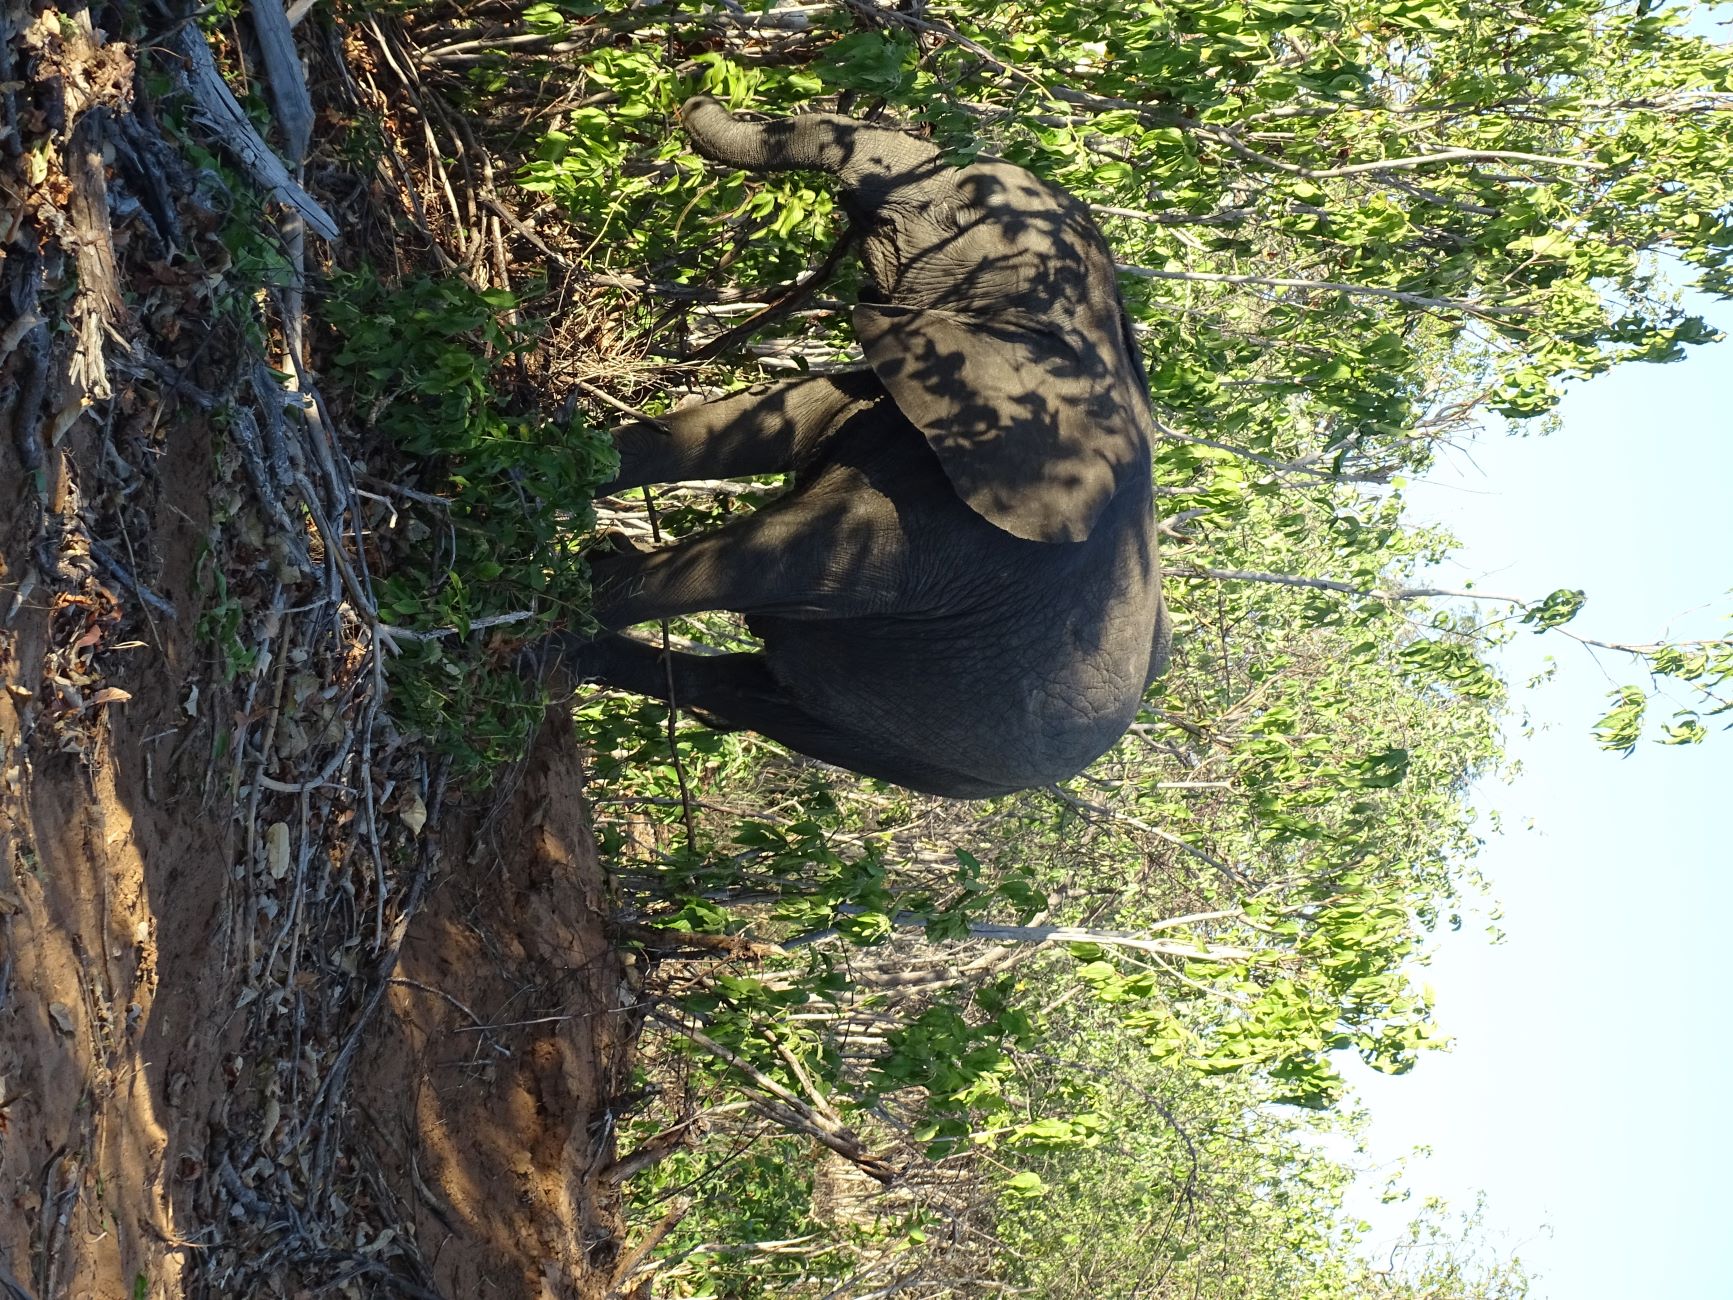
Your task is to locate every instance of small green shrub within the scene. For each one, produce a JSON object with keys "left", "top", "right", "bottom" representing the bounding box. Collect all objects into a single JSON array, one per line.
[{"left": 324, "top": 272, "right": 617, "bottom": 777}]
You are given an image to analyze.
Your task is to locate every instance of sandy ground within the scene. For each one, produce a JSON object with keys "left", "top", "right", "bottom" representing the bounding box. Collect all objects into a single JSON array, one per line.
[
  {"left": 362, "top": 709, "right": 634, "bottom": 1297},
  {"left": 0, "top": 369, "right": 629, "bottom": 1300},
  {"left": 0, "top": 9, "right": 646, "bottom": 1293}
]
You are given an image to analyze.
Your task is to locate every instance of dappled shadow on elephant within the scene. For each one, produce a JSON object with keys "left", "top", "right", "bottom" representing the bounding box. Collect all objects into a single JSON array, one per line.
[{"left": 555, "top": 98, "right": 1171, "bottom": 800}]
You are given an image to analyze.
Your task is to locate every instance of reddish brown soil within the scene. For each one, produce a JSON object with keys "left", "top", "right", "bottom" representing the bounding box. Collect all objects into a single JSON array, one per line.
[
  {"left": 362, "top": 710, "right": 633, "bottom": 1298},
  {"left": 0, "top": 403, "right": 628, "bottom": 1300},
  {"left": 2, "top": 9, "right": 638, "bottom": 1293},
  {"left": 0, "top": 410, "right": 232, "bottom": 1299}
]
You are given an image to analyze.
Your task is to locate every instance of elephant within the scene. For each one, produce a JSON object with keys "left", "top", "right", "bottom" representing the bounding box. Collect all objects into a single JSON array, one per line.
[{"left": 559, "top": 97, "right": 1170, "bottom": 800}]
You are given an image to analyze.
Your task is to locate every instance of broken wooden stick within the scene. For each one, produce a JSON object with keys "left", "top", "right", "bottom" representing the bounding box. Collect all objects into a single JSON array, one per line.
[
  {"left": 249, "top": 0, "right": 314, "bottom": 164},
  {"left": 166, "top": 20, "right": 337, "bottom": 240}
]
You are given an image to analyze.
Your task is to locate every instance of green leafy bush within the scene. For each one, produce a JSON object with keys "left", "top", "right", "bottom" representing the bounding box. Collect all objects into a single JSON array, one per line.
[{"left": 324, "top": 272, "right": 617, "bottom": 776}]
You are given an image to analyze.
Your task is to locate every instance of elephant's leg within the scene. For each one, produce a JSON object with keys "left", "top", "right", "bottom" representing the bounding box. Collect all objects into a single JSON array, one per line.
[
  {"left": 590, "top": 479, "right": 906, "bottom": 630},
  {"left": 574, "top": 638, "right": 802, "bottom": 732},
  {"left": 577, "top": 637, "right": 997, "bottom": 797},
  {"left": 579, "top": 638, "right": 871, "bottom": 757},
  {"left": 606, "top": 371, "right": 878, "bottom": 491}
]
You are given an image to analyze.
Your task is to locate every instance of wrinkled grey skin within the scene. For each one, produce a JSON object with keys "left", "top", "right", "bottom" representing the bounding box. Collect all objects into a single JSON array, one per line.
[{"left": 565, "top": 98, "right": 1170, "bottom": 799}]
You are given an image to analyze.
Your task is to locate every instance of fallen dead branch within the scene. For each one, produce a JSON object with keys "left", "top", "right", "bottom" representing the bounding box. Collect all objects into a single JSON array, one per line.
[{"left": 648, "top": 1009, "right": 903, "bottom": 1184}]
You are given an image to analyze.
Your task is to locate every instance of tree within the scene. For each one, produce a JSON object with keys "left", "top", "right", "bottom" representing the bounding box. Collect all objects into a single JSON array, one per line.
[
  {"left": 5, "top": 1, "right": 1723, "bottom": 1296},
  {"left": 514, "top": 0, "right": 1729, "bottom": 1292}
]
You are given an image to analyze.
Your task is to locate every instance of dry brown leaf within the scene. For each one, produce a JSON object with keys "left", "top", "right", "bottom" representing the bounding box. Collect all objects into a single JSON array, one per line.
[
  {"left": 266, "top": 821, "right": 291, "bottom": 880},
  {"left": 400, "top": 790, "right": 427, "bottom": 836}
]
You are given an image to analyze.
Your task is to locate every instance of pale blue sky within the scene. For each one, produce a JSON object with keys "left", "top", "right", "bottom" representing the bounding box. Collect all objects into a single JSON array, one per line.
[{"left": 1344, "top": 285, "right": 1733, "bottom": 1295}]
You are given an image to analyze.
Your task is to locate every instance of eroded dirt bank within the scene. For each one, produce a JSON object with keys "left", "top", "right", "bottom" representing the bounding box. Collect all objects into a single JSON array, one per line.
[
  {"left": 0, "top": 5, "right": 629, "bottom": 1295},
  {"left": 0, "top": 415, "right": 628, "bottom": 1297}
]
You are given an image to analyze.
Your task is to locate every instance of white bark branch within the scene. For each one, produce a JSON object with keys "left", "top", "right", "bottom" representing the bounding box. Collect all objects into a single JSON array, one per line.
[
  {"left": 1118, "top": 264, "right": 1528, "bottom": 317},
  {"left": 1175, "top": 566, "right": 1525, "bottom": 605},
  {"left": 248, "top": 0, "right": 314, "bottom": 163},
  {"left": 169, "top": 23, "right": 338, "bottom": 240}
]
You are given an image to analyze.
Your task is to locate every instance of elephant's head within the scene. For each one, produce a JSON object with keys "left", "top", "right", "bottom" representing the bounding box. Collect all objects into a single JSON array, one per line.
[{"left": 682, "top": 98, "right": 1153, "bottom": 545}]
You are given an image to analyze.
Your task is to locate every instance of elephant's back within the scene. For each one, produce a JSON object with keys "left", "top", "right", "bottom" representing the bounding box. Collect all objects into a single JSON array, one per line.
[
  {"left": 751, "top": 393, "right": 1161, "bottom": 794},
  {"left": 752, "top": 478, "right": 1161, "bottom": 795},
  {"left": 756, "top": 609, "right": 1149, "bottom": 795}
]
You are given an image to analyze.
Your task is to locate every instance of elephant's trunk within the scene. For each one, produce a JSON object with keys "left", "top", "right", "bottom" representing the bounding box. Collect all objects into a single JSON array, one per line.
[{"left": 682, "top": 97, "right": 943, "bottom": 202}]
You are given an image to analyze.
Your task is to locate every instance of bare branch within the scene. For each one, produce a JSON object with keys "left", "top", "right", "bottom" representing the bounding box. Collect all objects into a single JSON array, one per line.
[
  {"left": 1118, "top": 264, "right": 1529, "bottom": 318},
  {"left": 1290, "top": 146, "right": 1605, "bottom": 179},
  {"left": 1159, "top": 428, "right": 1397, "bottom": 485},
  {"left": 1175, "top": 566, "right": 1526, "bottom": 606},
  {"left": 167, "top": 22, "right": 338, "bottom": 239},
  {"left": 649, "top": 1010, "right": 902, "bottom": 1183}
]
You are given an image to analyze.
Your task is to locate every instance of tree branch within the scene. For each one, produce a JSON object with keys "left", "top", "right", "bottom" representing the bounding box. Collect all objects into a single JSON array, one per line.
[
  {"left": 1047, "top": 786, "right": 1249, "bottom": 886},
  {"left": 1175, "top": 566, "right": 1525, "bottom": 605},
  {"left": 649, "top": 1010, "right": 901, "bottom": 1183},
  {"left": 1289, "top": 147, "right": 1605, "bottom": 179},
  {"left": 1159, "top": 428, "right": 1397, "bottom": 485},
  {"left": 1118, "top": 265, "right": 1529, "bottom": 318}
]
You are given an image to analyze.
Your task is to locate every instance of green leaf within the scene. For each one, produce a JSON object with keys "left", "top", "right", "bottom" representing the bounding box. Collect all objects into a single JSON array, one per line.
[
  {"left": 1521, "top": 589, "right": 1587, "bottom": 630},
  {"left": 1592, "top": 685, "right": 1649, "bottom": 755}
]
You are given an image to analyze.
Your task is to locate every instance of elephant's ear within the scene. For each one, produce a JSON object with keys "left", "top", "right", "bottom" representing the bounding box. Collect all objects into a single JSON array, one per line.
[{"left": 853, "top": 304, "right": 1147, "bottom": 543}]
